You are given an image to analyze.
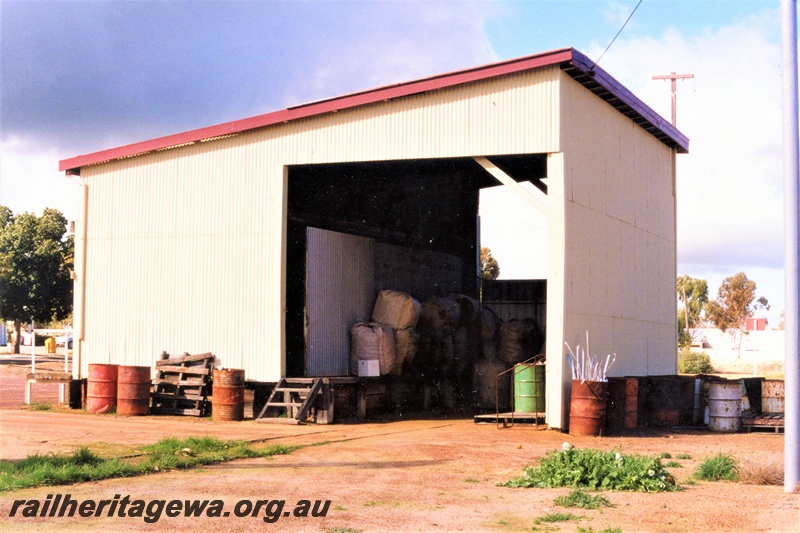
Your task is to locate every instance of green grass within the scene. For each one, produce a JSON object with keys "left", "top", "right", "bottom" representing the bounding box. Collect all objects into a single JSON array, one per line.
[
  {"left": 554, "top": 489, "right": 614, "bottom": 509},
  {"left": 577, "top": 527, "right": 622, "bottom": 533},
  {"left": 675, "top": 453, "right": 692, "bottom": 460},
  {"left": 695, "top": 453, "right": 739, "bottom": 482},
  {"left": 664, "top": 461, "right": 682, "bottom": 468},
  {"left": 29, "top": 401, "right": 53, "bottom": 411},
  {"left": 500, "top": 447, "right": 678, "bottom": 492},
  {"left": 658, "top": 452, "right": 672, "bottom": 459},
  {"left": 463, "top": 477, "right": 480, "bottom": 483},
  {"left": 0, "top": 436, "right": 297, "bottom": 492},
  {"left": 534, "top": 512, "right": 582, "bottom": 524},
  {"left": 325, "top": 528, "right": 362, "bottom": 533}
]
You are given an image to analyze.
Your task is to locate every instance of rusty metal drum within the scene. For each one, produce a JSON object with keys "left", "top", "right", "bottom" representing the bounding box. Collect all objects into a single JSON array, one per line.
[
  {"left": 212, "top": 368, "right": 245, "bottom": 421},
  {"left": 87, "top": 364, "right": 118, "bottom": 414},
  {"left": 761, "top": 380, "right": 784, "bottom": 414},
  {"left": 569, "top": 380, "right": 608, "bottom": 436},
  {"left": 708, "top": 381, "right": 742, "bottom": 432},
  {"left": 606, "top": 377, "right": 638, "bottom": 433},
  {"left": 117, "top": 365, "right": 151, "bottom": 416}
]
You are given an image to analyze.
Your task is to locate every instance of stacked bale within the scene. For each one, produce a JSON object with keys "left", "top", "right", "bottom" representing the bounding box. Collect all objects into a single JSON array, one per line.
[
  {"left": 350, "top": 322, "right": 396, "bottom": 376},
  {"left": 349, "top": 288, "right": 544, "bottom": 414},
  {"left": 370, "top": 290, "right": 421, "bottom": 375},
  {"left": 472, "top": 308, "right": 512, "bottom": 411},
  {"left": 497, "top": 319, "right": 545, "bottom": 364}
]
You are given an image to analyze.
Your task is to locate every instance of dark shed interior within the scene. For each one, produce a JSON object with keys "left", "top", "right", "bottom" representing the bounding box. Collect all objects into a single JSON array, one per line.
[{"left": 285, "top": 155, "right": 547, "bottom": 385}]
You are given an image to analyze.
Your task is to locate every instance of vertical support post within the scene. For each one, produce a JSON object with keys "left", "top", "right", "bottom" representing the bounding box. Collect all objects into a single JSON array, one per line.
[
  {"left": 782, "top": 0, "right": 800, "bottom": 494},
  {"left": 30, "top": 321, "right": 35, "bottom": 374},
  {"left": 545, "top": 152, "right": 566, "bottom": 429}
]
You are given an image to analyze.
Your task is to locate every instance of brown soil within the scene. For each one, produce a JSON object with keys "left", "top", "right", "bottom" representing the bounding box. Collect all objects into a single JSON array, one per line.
[{"left": 0, "top": 363, "right": 798, "bottom": 532}]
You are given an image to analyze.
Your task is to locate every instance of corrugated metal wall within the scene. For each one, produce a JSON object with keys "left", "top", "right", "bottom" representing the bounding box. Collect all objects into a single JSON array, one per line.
[
  {"left": 551, "top": 73, "right": 678, "bottom": 427},
  {"left": 482, "top": 279, "right": 547, "bottom": 326},
  {"left": 305, "top": 228, "right": 374, "bottom": 377},
  {"left": 76, "top": 67, "right": 562, "bottom": 382}
]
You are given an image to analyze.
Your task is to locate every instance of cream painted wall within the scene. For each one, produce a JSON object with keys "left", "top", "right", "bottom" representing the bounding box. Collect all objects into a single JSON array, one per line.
[
  {"left": 75, "top": 68, "right": 562, "bottom": 383},
  {"left": 557, "top": 73, "right": 678, "bottom": 426},
  {"left": 73, "top": 66, "right": 678, "bottom": 429}
]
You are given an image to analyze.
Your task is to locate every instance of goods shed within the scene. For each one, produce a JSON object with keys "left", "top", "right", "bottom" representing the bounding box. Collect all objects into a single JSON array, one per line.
[{"left": 60, "top": 47, "right": 688, "bottom": 428}]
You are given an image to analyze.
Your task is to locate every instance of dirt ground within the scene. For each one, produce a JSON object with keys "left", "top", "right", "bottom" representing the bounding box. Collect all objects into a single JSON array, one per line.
[{"left": 1, "top": 361, "right": 798, "bottom": 532}]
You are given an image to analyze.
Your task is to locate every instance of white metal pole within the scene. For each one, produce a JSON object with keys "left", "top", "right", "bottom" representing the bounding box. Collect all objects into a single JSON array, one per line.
[{"left": 782, "top": 0, "right": 800, "bottom": 494}]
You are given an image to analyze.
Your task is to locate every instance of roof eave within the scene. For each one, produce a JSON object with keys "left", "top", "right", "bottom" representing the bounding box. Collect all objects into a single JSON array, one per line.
[
  {"left": 59, "top": 47, "right": 687, "bottom": 173},
  {"left": 563, "top": 50, "right": 689, "bottom": 154}
]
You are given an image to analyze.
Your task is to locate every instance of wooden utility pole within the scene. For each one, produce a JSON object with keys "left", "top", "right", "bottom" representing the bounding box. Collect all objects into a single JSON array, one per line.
[{"left": 652, "top": 72, "right": 694, "bottom": 127}]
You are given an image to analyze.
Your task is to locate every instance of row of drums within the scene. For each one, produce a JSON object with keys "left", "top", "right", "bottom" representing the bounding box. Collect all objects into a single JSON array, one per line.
[{"left": 86, "top": 364, "right": 246, "bottom": 420}]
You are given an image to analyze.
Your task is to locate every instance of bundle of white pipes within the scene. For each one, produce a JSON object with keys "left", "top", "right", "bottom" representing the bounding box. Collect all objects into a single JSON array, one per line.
[{"left": 565, "top": 331, "right": 616, "bottom": 383}]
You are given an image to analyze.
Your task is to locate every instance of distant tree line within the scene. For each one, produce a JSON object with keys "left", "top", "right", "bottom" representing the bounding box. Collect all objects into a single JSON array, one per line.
[{"left": 677, "top": 271, "right": 771, "bottom": 357}]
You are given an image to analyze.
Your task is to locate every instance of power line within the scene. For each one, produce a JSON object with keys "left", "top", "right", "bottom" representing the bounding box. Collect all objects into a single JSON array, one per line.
[{"left": 589, "top": 0, "right": 643, "bottom": 75}]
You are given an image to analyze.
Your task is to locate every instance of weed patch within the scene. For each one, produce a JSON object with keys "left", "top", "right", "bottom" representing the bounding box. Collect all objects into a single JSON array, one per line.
[
  {"left": 695, "top": 453, "right": 739, "bottom": 482},
  {"left": 500, "top": 447, "right": 678, "bottom": 492},
  {"left": 738, "top": 454, "right": 783, "bottom": 485},
  {"left": 0, "top": 437, "right": 297, "bottom": 491},
  {"left": 555, "top": 489, "right": 614, "bottom": 509},
  {"left": 664, "top": 461, "right": 682, "bottom": 468},
  {"left": 534, "top": 512, "right": 582, "bottom": 524}
]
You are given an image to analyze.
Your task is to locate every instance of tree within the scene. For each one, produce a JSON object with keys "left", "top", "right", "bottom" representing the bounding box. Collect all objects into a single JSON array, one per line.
[
  {"left": 0, "top": 207, "right": 74, "bottom": 353},
  {"left": 480, "top": 247, "right": 500, "bottom": 280},
  {"left": 677, "top": 275, "right": 708, "bottom": 330},
  {"left": 705, "top": 272, "right": 769, "bottom": 358}
]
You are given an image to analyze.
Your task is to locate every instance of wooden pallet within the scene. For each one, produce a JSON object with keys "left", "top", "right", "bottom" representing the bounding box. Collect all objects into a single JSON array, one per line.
[
  {"left": 256, "top": 377, "right": 330, "bottom": 424},
  {"left": 150, "top": 352, "right": 215, "bottom": 416},
  {"left": 742, "top": 412, "right": 784, "bottom": 433}
]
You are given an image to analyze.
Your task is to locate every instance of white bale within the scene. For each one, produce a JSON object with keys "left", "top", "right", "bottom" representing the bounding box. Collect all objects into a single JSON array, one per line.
[
  {"left": 350, "top": 322, "right": 396, "bottom": 376},
  {"left": 371, "top": 290, "right": 421, "bottom": 330}
]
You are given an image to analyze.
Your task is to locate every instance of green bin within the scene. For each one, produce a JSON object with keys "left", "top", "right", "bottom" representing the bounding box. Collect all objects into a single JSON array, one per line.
[{"left": 514, "top": 363, "right": 545, "bottom": 413}]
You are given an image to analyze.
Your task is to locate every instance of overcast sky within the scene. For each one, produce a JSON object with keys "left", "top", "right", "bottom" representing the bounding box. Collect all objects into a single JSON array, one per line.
[{"left": 0, "top": 0, "right": 792, "bottom": 326}]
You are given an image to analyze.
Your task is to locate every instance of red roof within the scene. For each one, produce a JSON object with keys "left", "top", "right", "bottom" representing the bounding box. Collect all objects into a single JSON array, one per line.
[{"left": 60, "top": 47, "right": 688, "bottom": 173}]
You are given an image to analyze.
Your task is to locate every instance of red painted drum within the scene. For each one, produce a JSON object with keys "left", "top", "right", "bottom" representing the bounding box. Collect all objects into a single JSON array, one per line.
[
  {"left": 117, "top": 365, "right": 151, "bottom": 416},
  {"left": 87, "top": 364, "right": 119, "bottom": 414}
]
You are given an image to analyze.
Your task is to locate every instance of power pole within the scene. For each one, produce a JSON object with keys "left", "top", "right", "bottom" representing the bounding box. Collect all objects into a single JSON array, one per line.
[{"left": 652, "top": 72, "right": 694, "bottom": 127}]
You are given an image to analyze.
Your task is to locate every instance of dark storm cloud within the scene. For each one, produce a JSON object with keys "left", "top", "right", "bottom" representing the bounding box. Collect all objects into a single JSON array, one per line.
[
  {"left": 1, "top": 1, "right": 303, "bottom": 152},
  {"left": 1, "top": 1, "right": 498, "bottom": 156}
]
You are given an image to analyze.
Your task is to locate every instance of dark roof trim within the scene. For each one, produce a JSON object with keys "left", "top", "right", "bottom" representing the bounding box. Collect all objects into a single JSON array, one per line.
[
  {"left": 563, "top": 50, "right": 689, "bottom": 153},
  {"left": 60, "top": 48, "right": 687, "bottom": 173}
]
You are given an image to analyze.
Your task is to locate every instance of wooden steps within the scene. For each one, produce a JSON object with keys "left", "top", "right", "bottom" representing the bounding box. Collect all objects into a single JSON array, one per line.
[{"left": 256, "top": 377, "right": 331, "bottom": 424}]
